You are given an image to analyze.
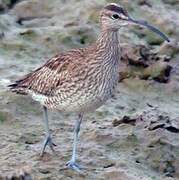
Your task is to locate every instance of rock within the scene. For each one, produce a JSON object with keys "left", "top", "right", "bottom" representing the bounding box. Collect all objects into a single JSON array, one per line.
[
  {"left": 162, "top": 0, "right": 179, "bottom": 5},
  {"left": 142, "top": 61, "right": 172, "bottom": 83},
  {"left": 157, "top": 41, "right": 179, "bottom": 57},
  {"left": 0, "top": 0, "right": 21, "bottom": 13},
  {"left": 0, "top": 0, "right": 179, "bottom": 179},
  {"left": 69, "top": 26, "right": 97, "bottom": 46},
  {"left": 112, "top": 116, "right": 136, "bottom": 127},
  {"left": 3, "top": 166, "right": 32, "bottom": 180},
  {"left": 10, "top": 0, "right": 55, "bottom": 21},
  {"left": 145, "top": 30, "right": 165, "bottom": 45},
  {"left": 121, "top": 44, "right": 149, "bottom": 67},
  {"left": 18, "top": 132, "right": 39, "bottom": 145},
  {"left": 120, "top": 44, "right": 172, "bottom": 83},
  {"left": 88, "top": 7, "right": 100, "bottom": 23},
  {"left": 0, "top": 0, "right": 7, "bottom": 12},
  {"left": 133, "top": 109, "right": 179, "bottom": 178},
  {"left": 101, "top": 167, "right": 135, "bottom": 180},
  {"left": 137, "top": 0, "right": 152, "bottom": 7},
  {"left": 19, "top": 29, "right": 38, "bottom": 41},
  {"left": 0, "top": 111, "right": 8, "bottom": 123}
]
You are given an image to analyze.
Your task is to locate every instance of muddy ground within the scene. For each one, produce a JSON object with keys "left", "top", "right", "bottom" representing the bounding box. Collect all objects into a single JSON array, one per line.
[{"left": 0, "top": 0, "right": 179, "bottom": 179}]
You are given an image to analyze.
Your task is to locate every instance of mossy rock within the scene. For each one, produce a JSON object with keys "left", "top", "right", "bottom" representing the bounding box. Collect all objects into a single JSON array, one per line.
[
  {"left": 11, "top": 95, "right": 41, "bottom": 115},
  {"left": 123, "top": 78, "right": 152, "bottom": 92},
  {"left": 95, "top": 110, "right": 109, "bottom": 118},
  {"left": 107, "top": 133, "right": 139, "bottom": 150},
  {"left": 119, "top": 64, "right": 146, "bottom": 81},
  {"left": 18, "top": 132, "right": 40, "bottom": 144},
  {"left": 157, "top": 42, "right": 179, "bottom": 58},
  {"left": 0, "top": 14, "right": 13, "bottom": 30},
  {"left": 142, "top": 61, "right": 171, "bottom": 82},
  {"left": 55, "top": 27, "right": 97, "bottom": 48},
  {"left": 144, "top": 31, "right": 164, "bottom": 45},
  {"left": 88, "top": 8, "right": 100, "bottom": 23},
  {"left": 162, "top": 0, "right": 179, "bottom": 5},
  {"left": 106, "top": 0, "right": 120, "bottom": 3},
  {"left": 0, "top": 111, "right": 8, "bottom": 123},
  {"left": 1, "top": 0, "right": 20, "bottom": 8},
  {"left": 19, "top": 29, "right": 38, "bottom": 41},
  {"left": 0, "top": 40, "right": 28, "bottom": 51},
  {"left": 56, "top": 33, "right": 76, "bottom": 48},
  {"left": 70, "top": 27, "right": 97, "bottom": 45},
  {"left": 143, "top": 139, "right": 176, "bottom": 176}
]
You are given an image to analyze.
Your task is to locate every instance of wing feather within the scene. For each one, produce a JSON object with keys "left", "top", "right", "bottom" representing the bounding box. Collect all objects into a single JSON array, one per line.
[{"left": 9, "top": 50, "right": 85, "bottom": 96}]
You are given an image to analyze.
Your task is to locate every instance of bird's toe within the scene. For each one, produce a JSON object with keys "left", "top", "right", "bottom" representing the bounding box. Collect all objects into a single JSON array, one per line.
[
  {"left": 66, "top": 161, "right": 82, "bottom": 173},
  {"left": 40, "top": 135, "right": 56, "bottom": 156}
]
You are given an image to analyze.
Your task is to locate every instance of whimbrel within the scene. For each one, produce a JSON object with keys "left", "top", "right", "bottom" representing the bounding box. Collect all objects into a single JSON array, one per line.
[{"left": 9, "top": 3, "right": 169, "bottom": 171}]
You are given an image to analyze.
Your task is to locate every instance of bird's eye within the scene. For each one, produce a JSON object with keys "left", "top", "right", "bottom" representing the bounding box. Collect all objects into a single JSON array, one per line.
[{"left": 111, "top": 14, "right": 120, "bottom": 20}]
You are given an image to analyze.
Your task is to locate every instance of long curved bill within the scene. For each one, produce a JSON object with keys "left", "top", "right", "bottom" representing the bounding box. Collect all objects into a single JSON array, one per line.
[{"left": 128, "top": 17, "right": 170, "bottom": 42}]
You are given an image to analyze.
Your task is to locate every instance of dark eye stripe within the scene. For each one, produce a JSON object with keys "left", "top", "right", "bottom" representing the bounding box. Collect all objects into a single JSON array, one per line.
[
  {"left": 105, "top": 5, "right": 125, "bottom": 14},
  {"left": 105, "top": 4, "right": 128, "bottom": 16}
]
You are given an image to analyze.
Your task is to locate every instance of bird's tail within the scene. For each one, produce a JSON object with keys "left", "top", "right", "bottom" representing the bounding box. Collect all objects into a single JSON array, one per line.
[{"left": 8, "top": 80, "right": 28, "bottom": 95}]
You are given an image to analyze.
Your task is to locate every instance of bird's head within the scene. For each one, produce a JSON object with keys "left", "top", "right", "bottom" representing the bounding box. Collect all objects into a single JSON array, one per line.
[{"left": 100, "top": 3, "right": 170, "bottom": 42}]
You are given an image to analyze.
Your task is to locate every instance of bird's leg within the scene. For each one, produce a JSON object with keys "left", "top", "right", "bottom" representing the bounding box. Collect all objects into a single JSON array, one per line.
[
  {"left": 66, "top": 113, "right": 83, "bottom": 172},
  {"left": 40, "top": 106, "right": 56, "bottom": 156}
]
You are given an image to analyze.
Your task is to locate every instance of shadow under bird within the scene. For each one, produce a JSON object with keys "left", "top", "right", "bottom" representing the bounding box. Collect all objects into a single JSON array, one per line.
[{"left": 9, "top": 3, "right": 170, "bottom": 172}]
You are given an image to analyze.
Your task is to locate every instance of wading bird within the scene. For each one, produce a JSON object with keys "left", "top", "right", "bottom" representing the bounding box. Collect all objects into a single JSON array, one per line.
[{"left": 9, "top": 3, "right": 169, "bottom": 172}]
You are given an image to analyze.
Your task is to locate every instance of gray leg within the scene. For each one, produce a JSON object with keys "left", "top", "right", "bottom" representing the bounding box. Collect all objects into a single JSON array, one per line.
[
  {"left": 66, "top": 114, "right": 83, "bottom": 172},
  {"left": 40, "top": 106, "right": 56, "bottom": 156}
]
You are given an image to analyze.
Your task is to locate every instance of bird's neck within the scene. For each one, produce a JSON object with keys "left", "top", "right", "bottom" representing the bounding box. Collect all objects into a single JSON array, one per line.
[
  {"left": 96, "top": 29, "right": 121, "bottom": 65},
  {"left": 96, "top": 29, "right": 119, "bottom": 48},
  {"left": 94, "top": 29, "right": 120, "bottom": 94}
]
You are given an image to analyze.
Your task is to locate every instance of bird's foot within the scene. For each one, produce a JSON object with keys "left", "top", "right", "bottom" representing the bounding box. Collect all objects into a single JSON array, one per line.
[
  {"left": 66, "top": 160, "right": 82, "bottom": 173},
  {"left": 40, "top": 135, "right": 56, "bottom": 156}
]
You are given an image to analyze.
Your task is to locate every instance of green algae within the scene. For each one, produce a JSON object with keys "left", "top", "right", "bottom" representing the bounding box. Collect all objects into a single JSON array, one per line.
[{"left": 0, "top": 111, "right": 7, "bottom": 123}]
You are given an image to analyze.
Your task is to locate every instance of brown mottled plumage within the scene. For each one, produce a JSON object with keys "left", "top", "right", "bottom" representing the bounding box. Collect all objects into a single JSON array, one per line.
[
  {"left": 10, "top": 33, "right": 120, "bottom": 113},
  {"left": 10, "top": 50, "right": 88, "bottom": 96},
  {"left": 9, "top": 3, "right": 169, "bottom": 172}
]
